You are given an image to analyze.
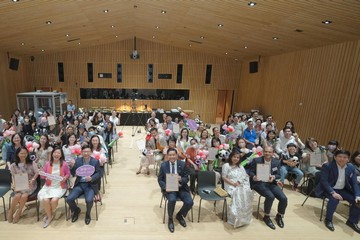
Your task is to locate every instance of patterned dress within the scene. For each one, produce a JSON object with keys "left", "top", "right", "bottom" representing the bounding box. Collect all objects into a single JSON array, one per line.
[
  {"left": 222, "top": 163, "right": 253, "bottom": 227},
  {"left": 10, "top": 162, "right": 39, "bottom": 195}
]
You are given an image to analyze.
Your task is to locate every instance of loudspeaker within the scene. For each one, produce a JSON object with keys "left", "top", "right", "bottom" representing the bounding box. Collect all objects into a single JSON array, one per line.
[
  {"left": 176, "top": 64, "right": 183, "bottom": 84},
  {"left": 148, "top": 64, "right": 153, "bottom": 83},
  {"left": 87, "top": 63, "right": 93, "bottom": 82},
  {"left": 249, "top": 61, "right": 258, "bottom": 73},
  {"left": 58, "top": 62, "right": 64, "bottom": 82},
  {"left": 117, "top": 64, "right": 122, "bottom": 83},
  {"left": 205, "top": 64, "right": 212, "bottom": 84},
  {"left": 9, "top": 58, "right": 19, "bottom": 70}
]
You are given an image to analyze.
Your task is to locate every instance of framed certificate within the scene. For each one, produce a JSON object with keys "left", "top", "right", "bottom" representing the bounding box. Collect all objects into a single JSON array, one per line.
[
  {"left": 173, "top": 124, "right": 180, "bottom": 134},
  {"left": 256, "top": 163, "right": 270, "bottom": 182},
  {"left": 14, "top": 173, "right": 29, "bottom": 192},
  {"left": 47, "top": 116, "right": 56, "bottom": 126},
  {"left": 166, "top": 173, "right": 179, "bottom": 192},
  {"left": 207, "top": 147, "right": 218, "bottom": 160},
  {"left": 310, "top": 152, "right": 322, "bottom": 166}
]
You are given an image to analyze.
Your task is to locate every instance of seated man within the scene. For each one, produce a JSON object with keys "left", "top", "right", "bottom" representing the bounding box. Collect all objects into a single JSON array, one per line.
[
  {"left": 158, "top": 148, "right": 193, "bottom": 233},
  {"left": 315, "top": 150, "right": 360, "bottom": 233},
  {"left": 279, "top": 143, "right": 304, "bottom": 191},
  {"left": 249, "top": 146, "right": 288, "bottom": 230},
  {"left": 67, "top": 145, "right": 101, "bottom": 225}
]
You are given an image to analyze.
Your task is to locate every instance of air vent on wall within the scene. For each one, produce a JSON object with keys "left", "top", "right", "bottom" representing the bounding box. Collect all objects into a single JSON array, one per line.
[
  {"left": 67, "top": 38, "right": 80, "bottom": 42},
  {"left": 189, "top": 40, "right": 203, "bottom": 44}
]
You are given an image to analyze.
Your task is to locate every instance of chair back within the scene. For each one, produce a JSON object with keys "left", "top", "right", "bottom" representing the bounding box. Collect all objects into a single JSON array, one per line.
[
  {"left": 0, "top": 169, "right": 12, "bottom": 187},
  {"left": 197, "top": 171, "right": 216, "bottom": 190}
]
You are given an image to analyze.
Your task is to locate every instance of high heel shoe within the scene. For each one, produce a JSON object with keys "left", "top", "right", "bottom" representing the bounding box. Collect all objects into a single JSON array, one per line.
[{"left": 136, "top": 171, "right": 141, "bottom": 175}]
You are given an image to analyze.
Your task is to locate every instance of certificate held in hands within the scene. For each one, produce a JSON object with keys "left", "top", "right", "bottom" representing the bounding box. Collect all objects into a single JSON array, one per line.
[
  {"left": 166, "top": 174, "right": 179, "bottom": 192},
  {"left": 14, "top": 173, "right": 30, "bottom": 192},
  {"left": 256, "top": 163, "right": 270, "bottom": 182},
  {"left": 310, "top": 152, "right": 322, "bottom": 166}
]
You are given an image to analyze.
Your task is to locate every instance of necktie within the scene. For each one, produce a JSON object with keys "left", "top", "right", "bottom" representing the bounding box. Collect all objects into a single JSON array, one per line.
[{"left": 171, "top": 163, "right": 175, "bottom": 174}]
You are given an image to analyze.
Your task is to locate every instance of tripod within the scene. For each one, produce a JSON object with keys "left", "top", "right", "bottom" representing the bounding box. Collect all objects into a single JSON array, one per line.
[{"left": 121, "top": 99, "right": 144, "bottom": 136}]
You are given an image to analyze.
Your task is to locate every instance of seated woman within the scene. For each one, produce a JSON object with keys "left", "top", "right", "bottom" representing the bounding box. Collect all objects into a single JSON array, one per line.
[
  {"left": 186, "top": 139, "right": 200, "bottom": 194},
  {"left": 8, "top": 147, "right": 39, "bottom": 223},
  {"left": 137, "top": 142, "right": 154, "bottom": 175},
  {"left": 35, "top": 134, "right": 53, "bottom": 170},
  {"left": 38, "top": 147, "right": 70, "bottom": 228},
  {"left": 222, "top": 151, "right": 253, "bottom": 228}
]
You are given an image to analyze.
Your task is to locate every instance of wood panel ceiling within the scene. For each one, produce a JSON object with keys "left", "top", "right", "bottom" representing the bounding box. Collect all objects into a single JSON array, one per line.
[{"left": 1, "top": 0, "right": 360, "bottom": 60}]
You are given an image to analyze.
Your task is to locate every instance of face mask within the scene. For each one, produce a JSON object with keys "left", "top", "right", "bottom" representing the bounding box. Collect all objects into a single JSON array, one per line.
[
  {"left": 88, "top": 131, "right": 95, "bottom": 137},
  {"left": 239, "top": 143, "right": 246, "bottom": 148},
  {"left": 28, "top": 112, "right": 33, "bottom": 117},
  {"left": 67, "top": 114, "right": 71, "bottom": 117},
  {"left": 328, "top": 145, "right": 336, "bottom": 151}
]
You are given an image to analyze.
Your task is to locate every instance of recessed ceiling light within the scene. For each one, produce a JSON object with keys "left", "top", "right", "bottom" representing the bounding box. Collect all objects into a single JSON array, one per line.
[
  {"left": 244, "top": 46, "right": 248, "bottom": 49},
  {"left": 21, "top": 42, "right": 25, "bottom": 46},
  {"left": 152, "top": 36, "right": 156, "bottom": 39},
  {"left": 189, "top": 44, "right": 192, "bottom": 47},
  {"left": 115, "top": 35, "right": 118, "bottom": 38},
  {"left": 155, "top": 26, "right": 160, "bottom": 29},
  {"left": 65, "top": 34, "right": 70, "bottom": 37},
  {"left": 235, "top": 59, "right": 238, "bottom": 61},
  {"left": 103, "top": 9, "right": 109, "bottom": 13},
  {"left": 78, "top": 42, "right": 81, "bottom": 45},
  {"left": 111, "top": 25, "right": 115, "bottom": 28},
  {"left": 225, "top": 52, "right": 228, "bottom": 55},
  {"left": 322, "top": 20, "right": 332, "bottom": 24},
  {"left": 272, "top": 37, "right": 279, "bottom": 40},
  {"left": 161, "top": 10, "right": 166, "bottom": 14},
  {"left": 12, "top": 0, "right": 20, "bottom": 2},
  {"left": 217, "top": 24, "right": 224, "bottom": 27},
  {"left": 45, "top": 21, "right": 52, "bottom": 24},
  {"left": 248, "top": 2, "right": 256, "bottom": 7},
  {"left": 41, "top": 49, "right": 45, "bottom": 52},
  {"left": 200, "top": 36, "right": 205, "bottom": 39}
]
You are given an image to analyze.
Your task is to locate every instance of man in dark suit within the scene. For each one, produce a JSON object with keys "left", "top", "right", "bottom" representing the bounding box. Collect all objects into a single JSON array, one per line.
[
  {"left": 67, "top": 145, "right": 101, "bottom": 225},
  {"left": 315, "top": 150, "right": 360, "bottom": 233},
  {"left": 249, "top": 146, "right": 288, "bottom": 230},
  {"left": 158, "top": 148, "right": 193, "bottom": 233}
]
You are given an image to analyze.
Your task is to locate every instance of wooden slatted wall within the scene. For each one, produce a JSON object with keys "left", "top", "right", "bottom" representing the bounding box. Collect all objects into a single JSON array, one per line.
[
  {"left": 26, "top": 38, "right": 241, "bottom": 123},
  {"left": 0, "top": 53, "right": 30, "bottom": 118},
  {"left": 235, "top": 39, "right": 360, "bottom": 152}
]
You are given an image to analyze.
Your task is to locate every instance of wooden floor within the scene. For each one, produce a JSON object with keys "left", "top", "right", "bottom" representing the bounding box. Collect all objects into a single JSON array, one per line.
[{"left": 0, "top": 126, "right": 357, "bottom": 239}]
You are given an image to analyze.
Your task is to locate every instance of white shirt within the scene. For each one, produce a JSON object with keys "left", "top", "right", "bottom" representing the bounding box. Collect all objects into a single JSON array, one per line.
[
  {"left": 147, "top": 117, "right": 160, "bottom": 125},
  {"left": 333, "top": 164, "right": 347, "bottom": 190},
  {"left": 109, "top": 116, "right": 120, "bottom": 126}
]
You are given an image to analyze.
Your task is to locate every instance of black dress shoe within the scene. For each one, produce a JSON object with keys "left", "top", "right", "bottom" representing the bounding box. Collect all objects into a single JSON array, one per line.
[
  {"left": 346, "top": 220, "right": 360, "bottom": 234},
  {"left": 85, "top": 214, "right": 91, "bottom": 225},
  {"left": 324, "top": 219, "right": 335, "bottom": 231},
  {"left": 263, "top": 216, "right": 276, "bottom": 230},
  {"left": 168, "top": 218, "right": 174, "bottom": 233},
  {"left": 275, "top": 214, "right": 284, "bottom": 228},
  {"left": 71, "top": 208, "right": 81, "bottom": 223},
  {"left": 176, "top": 214, "right": 187, "bottom": 228}
]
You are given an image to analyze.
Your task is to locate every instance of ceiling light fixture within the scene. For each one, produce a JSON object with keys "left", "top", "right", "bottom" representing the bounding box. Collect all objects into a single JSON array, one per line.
[
  {"left": 189, "top": 44, "right": 192, "bottom": 47},
  {"left": 111, "top": 25, "right": 115, "bottom": 28},
  {"left": 65, "top": 34, "right": 70, "bottom": 37},
  {"left": 155, "top": 26, "right": 160, "bottom": 29},
  {"left": 115, "top": 35, "right": 118, "bottom": 38},
  {"left": 45, "top": 21, "right": 52, "bottom": 24},
  {"left": 248, "top": 2, "right": 256, "bottom": 7},
  {"left": 322, "top": 20, "right": 332, "bottom": 24},
  {"left": 272, "top": 37, "right": 279, "bottom": 40},
  {"left": 152, "top": 36, "right": 156, "bottom": 39},
  {"left": 217, "top": 24, "right": 224, "bottom": 27},
  {"left": 244, "top": 46, "right": 248, "bottom": 49},
  {"left": 12, "top": 0, "right": 20, "bottom": 2},
  {"left": 235, "top": 59, "right": 238, "bottom": 61},
  {"left": 41, "top": 49, "right": 45, "bottom": 52},
  {"left": 200, "top": 36, "right": 205, "bottom": 39},
  {"left": 225, "top": 52, "right": 228, "bottom": 55},
  {"left": 78, "top": 42, "right": 81, "bottom": 45},
  {"left": 161, "top": 10, "right": 166, "bottom": 14},
  {"left": 21, "top": 42, "right": 25, "bottom": 45},
  {"left": 103, "top": 9, "right": 109, "bottom": 13}
]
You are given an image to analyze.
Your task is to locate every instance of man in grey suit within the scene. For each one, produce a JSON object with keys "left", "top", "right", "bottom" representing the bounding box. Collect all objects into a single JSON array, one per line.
[
  {"left": 67, "top": 145, "right": 101, "bottom": 225},
  {"left": 158, "top": 148, "right": 193, "bottom": 233},
  {"left": 249, "top": 146, "right": 288, "bottom": 230}
]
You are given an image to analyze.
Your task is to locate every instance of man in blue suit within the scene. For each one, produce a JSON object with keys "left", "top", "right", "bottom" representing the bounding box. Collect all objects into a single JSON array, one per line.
[
  {"left": 158, "top": 148, "right": 193, "bottom": 233},
  {"left": 249, "top": 146, "right": 288, "bottom": 230},
  {"left": 315, "top": 150, "right": 360, "bottom": 233},
  {"left": 67, "top": 145, "right": 101, "bottom": 225}
]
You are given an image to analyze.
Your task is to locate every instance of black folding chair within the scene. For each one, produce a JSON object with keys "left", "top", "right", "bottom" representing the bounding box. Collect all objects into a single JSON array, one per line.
[{"left": 0, "top": 169, "right": 11, "bottom": 221}]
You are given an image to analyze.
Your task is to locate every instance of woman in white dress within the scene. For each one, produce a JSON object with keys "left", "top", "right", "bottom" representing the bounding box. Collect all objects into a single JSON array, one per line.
[
  {"left": 38, "top": 147, "right": 70, "bottom": 228},
  {"left": 222, "top": 151, "right": 253, "bottom": 228},
  {"left": 176, "top": 128, "right": 191, "bottom": 153}
]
